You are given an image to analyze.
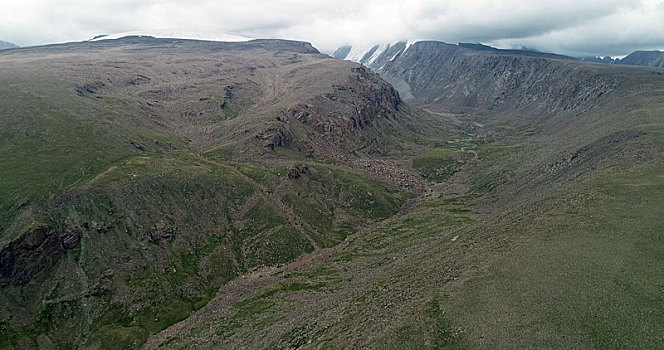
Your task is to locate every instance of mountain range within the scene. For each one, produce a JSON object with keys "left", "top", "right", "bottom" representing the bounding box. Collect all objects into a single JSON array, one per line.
[
  {"left": 336, "top": 40, "right": 664, "bottom": 69},
  {"left": 580, "top": 50, "right": 664, "bottom": 67},
  {"left": 1, "top": 34, "right": 663, "bottom": 349}
]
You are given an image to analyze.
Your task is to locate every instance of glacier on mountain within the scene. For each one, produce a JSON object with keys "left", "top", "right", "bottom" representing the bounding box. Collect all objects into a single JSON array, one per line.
[
  {"left": 91, "top": 29, "right": 252, "bottom": 43},
  {"left": 332, "top": 40, "right": 423, "bottom": 71}
]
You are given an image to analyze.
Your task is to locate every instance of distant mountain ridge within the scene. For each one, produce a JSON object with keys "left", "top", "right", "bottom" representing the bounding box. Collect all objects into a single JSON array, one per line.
[
  {"left": 0, "top": 40, "right": 18, "bottom": 50},
  {"left": 332, "top": 40, "right": 575, "bottom": 72},
  {"left": 620, "top": 50, "right": 664, "bottom": 67},
  {"left": 580, "top": 50, "right": 664, "bottom": 67},
  {"left": 334, "top": 39, "right": 662, "bottom": 141},
  {"left": 335, "top": 41, "right": 664, "bottom": 70},
  {"left": 579, "top": 56, "right": 618, "bottom": 64}
]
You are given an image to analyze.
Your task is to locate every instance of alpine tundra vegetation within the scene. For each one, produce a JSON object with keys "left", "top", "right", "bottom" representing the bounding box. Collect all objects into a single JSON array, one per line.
[{"left": 2, "top": 2, "right": 664, "bottom": 349}]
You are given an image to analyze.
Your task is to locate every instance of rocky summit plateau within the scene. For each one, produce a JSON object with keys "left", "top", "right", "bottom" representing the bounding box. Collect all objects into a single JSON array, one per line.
[{"left": 1, "top": 34, "right": 663, "bottom": 349}]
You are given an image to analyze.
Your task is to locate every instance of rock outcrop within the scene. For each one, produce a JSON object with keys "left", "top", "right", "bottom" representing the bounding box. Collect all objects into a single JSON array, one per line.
[
  {"left": 0, "top": 225, "right": 81, "bottom": 286},
  {"left": 277, "top": 66, "right": 400, "bottom": 148}
]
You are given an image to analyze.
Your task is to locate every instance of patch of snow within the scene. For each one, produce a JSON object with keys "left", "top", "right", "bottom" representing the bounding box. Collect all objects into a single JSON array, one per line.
[
  {"left": 367, "top": 43, "right": 389, "bottom": 64},
  {"left": 345, "top": 44, "right": 376, "bottom": 63},
  {"left": 341, "top": 40, "right": 427, "bottom": 64},
  {"left": 91, "top": 29, "right": 252, "bottom": 43},
  {"left": 344, "top": 42, "right": 400, "bottom": 64},
  {"left": 404, "top": 39, "right": 420, "bottom": 53}
]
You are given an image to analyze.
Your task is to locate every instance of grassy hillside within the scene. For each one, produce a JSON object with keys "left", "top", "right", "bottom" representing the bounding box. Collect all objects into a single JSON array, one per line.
[
  {"left": 0, "top": 38, "right": 438, "bottom": 349},
  {"left": 2, "top": 37, "right": 663, "bottom": 349}
]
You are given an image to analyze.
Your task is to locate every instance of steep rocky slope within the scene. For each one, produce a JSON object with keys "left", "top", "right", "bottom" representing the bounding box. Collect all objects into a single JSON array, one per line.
[
  {"left": 0, "top": 37, "right": 441, "bottom": 349},
  {"left": 379, "top": 41, "right": 616, "bottom": 118},
  {"left": 620, "top": 50, "right": 664, "bottom": 67},
  {"left": 336, "top": 41, "right": 662, "bottom": 132},
  {"left": 580, "top": 50, "right": 664, "bottom": 67}
]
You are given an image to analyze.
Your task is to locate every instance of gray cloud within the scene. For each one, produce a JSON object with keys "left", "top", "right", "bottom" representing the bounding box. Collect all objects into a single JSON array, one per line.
[{"left": 1, "top": 0, "right": 663, "bottom": 57}]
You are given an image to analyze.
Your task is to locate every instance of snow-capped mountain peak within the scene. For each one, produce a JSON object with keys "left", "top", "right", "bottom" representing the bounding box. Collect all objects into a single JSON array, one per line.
[{"left": 332, "top": 40, "right": 423, "bottom": 70}]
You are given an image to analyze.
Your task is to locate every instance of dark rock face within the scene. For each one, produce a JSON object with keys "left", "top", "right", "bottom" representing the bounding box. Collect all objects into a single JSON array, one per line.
[
  {"left": 220, "top": 85, "right": 233, "bottom": 109},
  {"left": 84, "top": 270, "right": 114, "bottom": 297},
  {"left": 263, "top": 65, "right": 401, "bottom": 153},
  {"left": 288, "top": 67, "right": 399, "bottom": 135},
  {"left": 287, "top": 165, "right": 309, "bottom": 179},
  {"left": 257, "top": 127, "right": 293, "bottom": 150},
  {"left": 332, "top": 45, "right": 351, "bottom": 59},
  {"left": 75, "top": 81, "right": 106, "bottom": 96},
  {"left": 0, "top": 226, "right": 81, "bottom": 286}
]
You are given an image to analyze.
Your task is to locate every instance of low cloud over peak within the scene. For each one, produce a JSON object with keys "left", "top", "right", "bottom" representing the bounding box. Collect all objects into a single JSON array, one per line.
[{"left": 1, "top": 0, "right": 663, "bottom": 57}]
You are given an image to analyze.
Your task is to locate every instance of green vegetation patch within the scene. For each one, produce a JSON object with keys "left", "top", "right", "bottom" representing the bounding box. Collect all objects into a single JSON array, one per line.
[
  {"left": 442, "top": 161, "right": 664, "bottom": 348},
  {"left": 372, "top": 298, "right": 466, "bottom": 349},
  {"left": 282, "top": 164, "right": 409, "bottom": 245},
  {"left": 468, "top": 143, "right": 521, "bottom": 194},
  {"left": 413, "top": 148, "right": 473, "bottom": 182},
  {"left": 217, "top": 281, "right": 326, "bottom": 338},
  {"left": 233, "top": 196, "right": 315, "bottom": 268}
]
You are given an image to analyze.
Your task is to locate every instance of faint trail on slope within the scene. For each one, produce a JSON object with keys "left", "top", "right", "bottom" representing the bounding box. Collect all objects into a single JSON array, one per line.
[
  {"left": 198, "top": 156, "right": 320, "bottom": 250},
  {"left": 232, "top": 192, "right": 261, "bottom": 221},
  {"left": 466, "top": 149, "right": 479, "bottom": 161}
]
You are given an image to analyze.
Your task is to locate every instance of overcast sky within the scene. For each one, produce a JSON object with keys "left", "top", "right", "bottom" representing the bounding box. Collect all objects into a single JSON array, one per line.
[{"left": 2, "top": 0, "right": 664, "bottom": 57}]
